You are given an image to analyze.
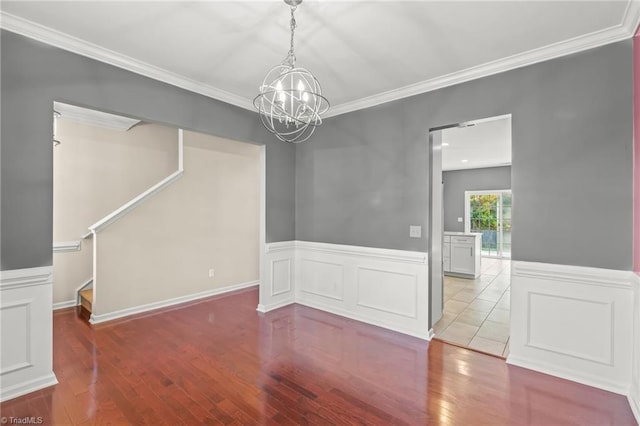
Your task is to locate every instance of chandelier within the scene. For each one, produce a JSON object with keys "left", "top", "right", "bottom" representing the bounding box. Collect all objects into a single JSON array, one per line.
[{"left": 253, "top": 0, "right": 329, "bottom": 143}]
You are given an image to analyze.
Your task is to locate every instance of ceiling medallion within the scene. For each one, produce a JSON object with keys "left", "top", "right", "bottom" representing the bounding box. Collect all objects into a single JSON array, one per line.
[{"left": 253, "top": 0, "right": 329, "bottom": 143}]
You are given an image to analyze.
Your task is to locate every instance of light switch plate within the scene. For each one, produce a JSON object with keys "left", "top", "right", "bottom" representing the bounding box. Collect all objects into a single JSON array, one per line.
[
  {"left": 409, "top": 225, "right": 422, "bottom": 238},
  {"left": 457, "top": 217, "right": 463, "bottom": 223}
]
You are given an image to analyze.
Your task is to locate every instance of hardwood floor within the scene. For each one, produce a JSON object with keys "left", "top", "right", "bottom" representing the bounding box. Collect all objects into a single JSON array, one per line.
[{"left": 1, "top": 287, "right": 635, "bottom": 425}]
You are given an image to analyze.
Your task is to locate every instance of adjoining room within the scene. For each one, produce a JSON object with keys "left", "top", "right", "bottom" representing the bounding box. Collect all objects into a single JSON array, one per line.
[{"left": 433, "top": 115, "right": 513, "bottom": 357}]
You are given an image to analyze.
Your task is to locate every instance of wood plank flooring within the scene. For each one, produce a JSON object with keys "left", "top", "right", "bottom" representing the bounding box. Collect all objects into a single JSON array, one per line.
[{"left": 1, "top": 287, "right": 636, "bottom": 425}]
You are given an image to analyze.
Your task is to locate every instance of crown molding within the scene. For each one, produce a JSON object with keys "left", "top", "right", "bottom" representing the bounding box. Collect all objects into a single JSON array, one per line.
[
  {"left": 2, "top": 2, "right": 639, "bottom": 120},
  {"left": 325, "top": 3, "right": 640, "bottom": 118},
  {"left": 54, "top": 102, "right": 141, "bottom": 130},
  {"left": 0, "top": 11, "right": 255, "bottom": 112}
]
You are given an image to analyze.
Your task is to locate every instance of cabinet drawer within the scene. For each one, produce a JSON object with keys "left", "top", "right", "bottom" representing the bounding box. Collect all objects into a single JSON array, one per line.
[
  {"left": 443, "top": 235, "right": 451, "bottom": 243},
  {"left": 450, "top": 236, "right": 475, "bottom": 244}
]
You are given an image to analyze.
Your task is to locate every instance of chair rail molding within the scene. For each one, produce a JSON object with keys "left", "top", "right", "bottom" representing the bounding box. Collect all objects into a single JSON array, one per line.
[
  {"left": 52, "top": 240, "right": 81, "bottom": 253},
  {"left": 0, "top": 267, "right": 58, "bottom": 402},
  {"left": 507, "top": 261, "right": 634, "bottom": 396}
]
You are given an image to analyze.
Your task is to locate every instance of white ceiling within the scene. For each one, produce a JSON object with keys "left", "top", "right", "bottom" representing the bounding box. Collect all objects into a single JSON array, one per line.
[
  {"left": 441, "top": 115, "right": 511, "bottom": 171},
  {"left": 1, "top": 1, "right": 639, "bottom": 118}
]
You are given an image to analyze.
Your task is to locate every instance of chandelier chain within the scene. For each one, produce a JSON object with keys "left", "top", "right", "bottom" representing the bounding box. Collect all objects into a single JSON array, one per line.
[{"left": 287, "top": 6, "right": 297, "bottom": 66}]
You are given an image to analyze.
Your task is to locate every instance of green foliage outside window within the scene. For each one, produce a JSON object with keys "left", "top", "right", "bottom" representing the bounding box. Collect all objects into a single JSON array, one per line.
[{"left": 470, "top": 195, "right": 498, "bottom": 230}]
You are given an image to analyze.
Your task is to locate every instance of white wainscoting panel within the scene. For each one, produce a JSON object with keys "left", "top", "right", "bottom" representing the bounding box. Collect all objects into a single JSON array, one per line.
[
  {"left": 630, "top": 273, "right": 640, "bottom": 423},
  {"left": 0, "top": 267, "right": 58, "bottom": 402},
  {"left": 257, "top": 241, "right": 295, "bottom": 312},
  {"left": 300, "top": 259, "right": 344, "bottom": 301},
  {"left": 294, "top": 241, "right": 430, "bottom": 339},
  {"left": 357, "top": 267, "right": 417, "bottom": 318},
  {"left": 507, "top": 261, "right": 634, "bottom": 395}
]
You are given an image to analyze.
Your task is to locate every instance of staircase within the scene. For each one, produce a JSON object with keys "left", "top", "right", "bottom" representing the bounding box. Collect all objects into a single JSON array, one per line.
[{"left": 78, "top": 288, "right": 93, "bottom": 321}]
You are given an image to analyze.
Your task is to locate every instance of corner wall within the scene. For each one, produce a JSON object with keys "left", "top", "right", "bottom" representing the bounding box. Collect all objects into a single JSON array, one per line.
[
  {"left": 296, "top": 40, "right": 633, "bottom": 270},
  {"left": 0, "top": 30, "right": 295, "bottom": 272}
]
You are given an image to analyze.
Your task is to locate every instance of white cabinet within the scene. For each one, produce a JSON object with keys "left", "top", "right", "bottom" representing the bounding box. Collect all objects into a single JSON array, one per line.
[
  {"left": 443, "top": 238, "right": 451, "bottom": 272},
  {"left": 443, "top": 233, "right": 481, "bottom": 278}
]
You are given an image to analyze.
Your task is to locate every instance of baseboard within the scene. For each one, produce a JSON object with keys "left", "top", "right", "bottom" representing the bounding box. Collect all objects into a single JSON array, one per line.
[
  {"left": 295, "top": 298, "right": 432, "bottom": 341},
  {"left": 53, "top": 300, "right": 76, "bottom": 310},
  {"left": 506, "top": 353, "right": 628, "bottom": 396},
  {"left": 629, "top": 391, "right": 640, "bottom": 425},
  {"left": 256, "top": 298, "right": 295, "bottom": 313},
  {"left": 427, "top": 328, "right": 435, "bottom": 340},
  {"left": 0, "top": 373, "right": 58, "bottom": 402},
  {"left": 90, "top": 280, "right": 258, "bottom": 324}
]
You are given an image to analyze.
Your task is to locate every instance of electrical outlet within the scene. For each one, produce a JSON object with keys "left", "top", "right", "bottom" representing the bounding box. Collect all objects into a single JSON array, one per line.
[
  {"left": 409, "top": 225, "right": 422, "bottom": 238},
  {"left": 208, "top": 268, "right": 215, "bottom": 278}
]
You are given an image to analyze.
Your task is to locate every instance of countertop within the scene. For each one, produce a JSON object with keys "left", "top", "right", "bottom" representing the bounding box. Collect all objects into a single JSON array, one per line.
[{"left": 444, "top": 231, "right": 483, "bottom": 237}]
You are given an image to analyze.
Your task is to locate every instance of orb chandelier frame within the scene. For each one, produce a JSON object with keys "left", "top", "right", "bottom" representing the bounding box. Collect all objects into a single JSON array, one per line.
[{"left": 253, "top": 0, "right": 329, "bottom": 143}]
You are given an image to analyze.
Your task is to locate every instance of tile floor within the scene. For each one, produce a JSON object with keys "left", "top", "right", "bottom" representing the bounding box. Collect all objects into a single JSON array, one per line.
[{"left": 433, "top": 258, "right": 511, "bottom": 357}]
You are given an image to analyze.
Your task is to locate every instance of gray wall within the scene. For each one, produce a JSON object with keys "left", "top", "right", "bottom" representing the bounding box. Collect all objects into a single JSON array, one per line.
[
  {"left": 0, "top": 31, "right": 295, "bottom": 270},
  {"left": 443, "top": 166, "right": 512, "bottom": 232},
  {"left": 296, "top": 40, "right": 633, "bottom": 270}
]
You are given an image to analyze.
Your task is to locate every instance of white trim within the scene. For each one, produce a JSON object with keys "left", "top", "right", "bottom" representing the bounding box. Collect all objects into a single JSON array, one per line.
[
  {"left": 295, "top": 298, "right": 432, "bottom": 341},
  {"left": 294, "top": 240, "right": 427, "bottom": 264},
  {"left": 324, "top": 2, "right": 640, "bottom": 118},
  {"left": 0, "top": 373, "right": 58, "bottom": 403},
  {"left": 265, "top": 241, "right": 297, "bottom": 253},
  {"left": 427, "top": 328, "right": 435, "bottom": 341},
  {"left": 89, "top": 281, "right": 258, "bottom": 324},
  {"left": 88, "top": 129, "right": 184, "bottom": 233},
  {"left": 509, "top": 260, "right": 635, "bottom": 400},
  {"left": 630, "top": 390, "right": 640, "bottom": 426},
  {"left": 263, "top": 241, "right": 430, "bottom": 339},
  {"left": 52, "top": 240, "right": 81, "bottom": 253},
  {"left": 512, "top": 261, "right": 634, "bottom": 290},
  {"left": 3, "top": 5, "right": 639, "bottom": 119},
  {"left": 630, "top": 272, "right": 640, "bottom": 424},
  {"left": 256, "top": 299, "right": 295, "bottom": 313},
  {"left": 629, "top": 395, "right": 640, "bottom": 426},
  {"left": 507, "top": 353, "right": 628, "bottom": 396},
  {"left": 0, "top": 267, "right": 53, "bottom": 290},
  {"left": 52, "top": 300, "right": 76, "bottom": 310},
  {"left": 54, "top": 102, "right": 140, "bottom": 131},
  {"left": 0, "top": 12, "right": 253, "bottom": 113},
  {"left": 178, "top": 128, "right": 184, "bottom": 171},
  {"left": 0, "top": 267, "right": 57, "bottom": 403},
  {"left": 88, "top": 170, "right": 183, "bottom": 232}
]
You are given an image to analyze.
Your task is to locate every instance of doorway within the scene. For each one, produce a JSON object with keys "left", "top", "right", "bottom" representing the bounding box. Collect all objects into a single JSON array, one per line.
[{"left": 429, "top": 114, "right": 512, "bottom": 358}]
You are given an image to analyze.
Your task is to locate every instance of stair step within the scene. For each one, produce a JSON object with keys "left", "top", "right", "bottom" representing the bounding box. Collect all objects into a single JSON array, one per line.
[{"left": 79, "top": 289, "right": 93, "bottom": 313}]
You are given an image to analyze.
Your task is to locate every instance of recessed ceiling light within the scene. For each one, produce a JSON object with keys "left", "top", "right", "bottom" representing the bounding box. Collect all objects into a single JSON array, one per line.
[
  {"left": 442, "top": 142, "right": 449, "bottom": 147},
  {"left": 461, "top": 159, "right": 468, "bottom": 163}
]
